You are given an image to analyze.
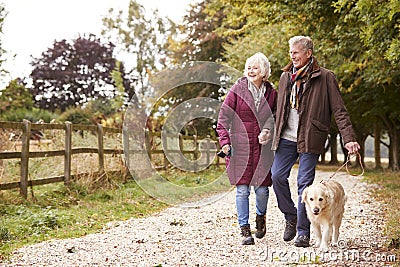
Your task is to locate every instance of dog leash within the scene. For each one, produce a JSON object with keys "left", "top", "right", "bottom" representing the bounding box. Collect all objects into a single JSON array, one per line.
[{"left": 321, "top": 151, "right": 364, "bottom": 183}]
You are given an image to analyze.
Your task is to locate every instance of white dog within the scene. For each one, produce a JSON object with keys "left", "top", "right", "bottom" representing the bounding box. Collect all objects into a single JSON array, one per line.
[{"left": 302, "top": 180, "right": 347, "bottom": 252}]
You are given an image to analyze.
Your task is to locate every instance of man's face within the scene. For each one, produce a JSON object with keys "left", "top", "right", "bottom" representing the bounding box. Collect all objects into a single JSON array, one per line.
[{"left": 289, "top": 43, "right": 312, "bottom": 69}]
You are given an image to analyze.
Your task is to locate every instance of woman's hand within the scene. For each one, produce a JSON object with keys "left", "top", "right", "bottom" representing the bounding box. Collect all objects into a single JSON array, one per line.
[
  {"left": 222, "top": 144, "right": 231, "bottom": 155},
  {"left": 258, "top": 129, "right": 272, "bottom": 145}
]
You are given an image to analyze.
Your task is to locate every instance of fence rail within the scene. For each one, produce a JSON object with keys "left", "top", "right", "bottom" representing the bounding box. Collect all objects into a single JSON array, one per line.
[{"left": 0, "top": 120, "right": 221, "bottom": 198}]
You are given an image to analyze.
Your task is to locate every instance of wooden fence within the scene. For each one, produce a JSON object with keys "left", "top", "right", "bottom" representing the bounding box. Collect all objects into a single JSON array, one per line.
[{"left": 0, "top": 120, "right": 221, "bottom": 198}]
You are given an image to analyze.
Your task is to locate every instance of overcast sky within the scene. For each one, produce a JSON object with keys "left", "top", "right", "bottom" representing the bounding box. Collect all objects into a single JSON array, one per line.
[{"left": 0, "top": 0, "right": 197, "bottom": 87}]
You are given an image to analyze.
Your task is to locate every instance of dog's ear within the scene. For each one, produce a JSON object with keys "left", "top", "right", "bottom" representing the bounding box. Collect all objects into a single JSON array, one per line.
[{"left": 301, "top": 187, "right": 308, "bottom": 203}]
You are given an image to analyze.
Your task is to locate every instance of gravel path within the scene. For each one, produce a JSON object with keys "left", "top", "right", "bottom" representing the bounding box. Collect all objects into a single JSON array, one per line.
[{"left": 3, "top": 170, "right": 396, "bottom": 266}]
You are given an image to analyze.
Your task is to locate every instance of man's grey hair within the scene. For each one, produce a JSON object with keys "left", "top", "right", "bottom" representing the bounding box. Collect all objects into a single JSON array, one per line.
[
  {"left": 289, "top": 36, "right": 314, "bottom": 52},
  {"left": 244, "top": 52, "right": 271, "bottom": 81}
]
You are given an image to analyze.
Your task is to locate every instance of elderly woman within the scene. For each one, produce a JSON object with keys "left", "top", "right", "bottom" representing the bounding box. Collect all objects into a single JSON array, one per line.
[{"left": 216, "top": 52, "right": 277, "bottom": 245}]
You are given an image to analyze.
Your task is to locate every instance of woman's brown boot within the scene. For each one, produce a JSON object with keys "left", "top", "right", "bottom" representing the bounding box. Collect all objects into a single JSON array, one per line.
[{"left": 240, "top": 225, "right": 255, "bottom": 245}]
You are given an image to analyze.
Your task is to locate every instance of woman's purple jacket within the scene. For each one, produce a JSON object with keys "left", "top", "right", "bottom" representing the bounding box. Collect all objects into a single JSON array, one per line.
[{"left": 216, "top": 77, "right": 277, "bottom": 186}]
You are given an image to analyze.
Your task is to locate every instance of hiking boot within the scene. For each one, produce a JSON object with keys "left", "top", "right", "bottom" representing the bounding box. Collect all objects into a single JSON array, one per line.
[
  {"left": 294, "top": 235, "right": 310, "bottom": 247},
  {"left": 255, "top": 214, "right": 266, "bottom": 239},
  {"left": 240, "top": 225, "right": 255, "bottom": 245},
  {"left": 283, "top": 219, "right": 297, "bottom": 241}
]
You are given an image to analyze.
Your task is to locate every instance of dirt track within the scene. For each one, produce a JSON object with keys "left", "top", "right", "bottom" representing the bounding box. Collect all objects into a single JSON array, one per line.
[{"left": 4, "top": 170, "right": 397, "bottom": 266}]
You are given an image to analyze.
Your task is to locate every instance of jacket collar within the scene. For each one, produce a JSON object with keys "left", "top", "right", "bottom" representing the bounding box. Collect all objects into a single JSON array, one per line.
[
  {"left": 282, "top": 56, "right": 321, "bottom": 76},
  {"left": 236, "top": 77, "right": 271, "bottom": 113}
]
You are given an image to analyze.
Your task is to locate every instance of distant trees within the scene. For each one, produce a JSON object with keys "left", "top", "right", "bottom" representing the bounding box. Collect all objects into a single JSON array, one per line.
[
  {"left": 0, "top": 79, "right": 33, "bottom": 112},
  {"left": 169, "top": 0, "right": 226, "bottom": 63},
  {"left": 1, "top": 0, "right": 398, "bottom": 169},
  {"left": 29, "top": 34, "right": 134, "bottom": 112},
  {"left": 146, "top": 0, "right": 229, "bottom": 136},
  {"left": 101, "top": 0, "right": 176, "bottom": 99},
  {"left": 0, "top": 4, "right": 7, "bottom": 76},
  {"left": 0, "top": 79, "right": 54, "bottom": 122},
  {"left": 205, "top": 0, "right": 400, "bottom": 170}
]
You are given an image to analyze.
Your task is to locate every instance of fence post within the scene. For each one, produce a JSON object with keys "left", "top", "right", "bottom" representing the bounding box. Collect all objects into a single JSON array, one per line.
[
  {"left": 216, "top": 142, "right": 220, "bottom": 167},
  {"left": 97, "top": 124, "right": 105, "bottom": 173},
  {"left": 145, "top": 130, "right": 151, "bottom": 159},
  {"left": 179, "top": 133, "right": 184, "bottom": 167},
  {"left": 122, "top": 126, "right": 130, "bottom": 169},
  {"left": 163, "top": 133, "right": 168, "bottom": 170},
  {"left": 206, "top": 135, "right": 211, "bottom": 167},
  {"left": 20, "top": 119, "right": 31, "bottom": 199},
  {"left": 64, "top": 122, "right": 72, "bottom": 185},
  {"left": 193, "top": 135, "right": 199, "bottom": 172}
]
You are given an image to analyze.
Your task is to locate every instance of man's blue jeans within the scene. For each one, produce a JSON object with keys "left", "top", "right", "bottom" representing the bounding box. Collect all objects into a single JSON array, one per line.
[
  {"left": 271, "top": 139, "right": 319, "bottom": 237},
  {"left": 236, "top": 185, "right": 269, "bottom": 227}
]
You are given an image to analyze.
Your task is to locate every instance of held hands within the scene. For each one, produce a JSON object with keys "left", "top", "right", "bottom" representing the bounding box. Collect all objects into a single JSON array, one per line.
[
  {"left": 258, "top": 129, "right": 272, "bottom": 145},
  {"left": 222, "top": 144, "right": 231, "bottom": 155},
  {"left": 344, "top": 141, "right": 361, "bottom": 154}
]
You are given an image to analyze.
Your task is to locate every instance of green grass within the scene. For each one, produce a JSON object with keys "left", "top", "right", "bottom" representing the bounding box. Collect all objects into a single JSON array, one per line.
[
  {"left": 363, "top": 170, "right": 400, "bottom": 254},
  {"left": 0, "top": 171, "right": 167, "bottom": 260},
  {"left": 0, "top": 166, "right": 229, "bottom": 261}
]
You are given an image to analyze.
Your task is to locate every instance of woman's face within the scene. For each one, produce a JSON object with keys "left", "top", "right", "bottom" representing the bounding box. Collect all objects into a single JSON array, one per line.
[
  {"left": 289, "top": 43, "right": 312, "bottom": 69},
  {"left": 246, "top": 63, "right": 264, "bottom": 85}
]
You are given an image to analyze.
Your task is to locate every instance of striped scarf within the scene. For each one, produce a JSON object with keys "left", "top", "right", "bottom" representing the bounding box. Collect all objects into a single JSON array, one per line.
[
  {"left": 290, "top": 58, "right": 313, "bottom": 110},
  {"left": 248, "top": 80, "right": 266, "bottom": 111}
]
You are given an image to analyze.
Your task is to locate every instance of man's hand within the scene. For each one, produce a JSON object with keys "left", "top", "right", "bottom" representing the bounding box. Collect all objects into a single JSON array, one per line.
[
  {"left": 258, "top": 129, "right": 272, "bottom": 145},
  {"left": 345, "top": 141, "right": 360, "bottom": 154}
]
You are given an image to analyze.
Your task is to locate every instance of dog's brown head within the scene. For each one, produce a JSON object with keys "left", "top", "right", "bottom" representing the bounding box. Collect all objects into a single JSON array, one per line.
[{"left": 302, "top": 184, "right": 332, "bottom": 215}]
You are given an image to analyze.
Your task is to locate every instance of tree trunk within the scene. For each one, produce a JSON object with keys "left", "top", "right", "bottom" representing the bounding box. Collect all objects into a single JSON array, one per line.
[
  {"left": 320, "top": 136, "right": 330, "bottom": 164},
  {"left": 374, "top": 123, "right": 382, "bottom": 169},
  {"left": 339, "top": 134, "right": 348, "bottom": 164},
  {"left": 329, "top": 133, "right": 339, "bottom": 165},
  {"left": 390, "top": 130, "right": 400, "bottom": 171},
  {"left": 381, "top": 115, "right": 400, "bottom": 171},
  {"left": 388, "top": 141, "right": 394, "bottom": 169},
  {"left": 357, "top": 135, "right": 367, "bottom": 168}
]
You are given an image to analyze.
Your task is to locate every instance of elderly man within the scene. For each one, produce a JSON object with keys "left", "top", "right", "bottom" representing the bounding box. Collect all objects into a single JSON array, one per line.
[{"left": 271, "top": 36, "right": 360, "bottom": 247}]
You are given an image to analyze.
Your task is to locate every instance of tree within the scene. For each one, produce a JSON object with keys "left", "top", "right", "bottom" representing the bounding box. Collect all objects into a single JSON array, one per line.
[
  {"left": 29, "top": 34, "right": 134, "bottom": 112},
  {"left": 170, "top": 0, "right": 227, "bottom": 63},
  {"left": 0, "top": 79, "right": 55, "bottom": 122},
  {"left": 148, "top": 0, "right": 232, "bottom": 136},
  {"left": 101, "top": 0, "right": 176, "bottom": 100},
  {"left": 334, "top": 0, "right": 400, "bottom": 170},
  {"left": 0, "top": 4, "right": 8, "bottom": 76},
  {"left": 207, "top": 0, "right": 400, "bottom": 169},
  {"left": 0, "top": 79, "right": 33, "bottom": 113}
]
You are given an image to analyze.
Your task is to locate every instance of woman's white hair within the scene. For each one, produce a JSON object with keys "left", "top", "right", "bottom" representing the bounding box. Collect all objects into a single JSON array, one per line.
[{"left": 244, "top": 52, "right": 271, "bottom": 81}]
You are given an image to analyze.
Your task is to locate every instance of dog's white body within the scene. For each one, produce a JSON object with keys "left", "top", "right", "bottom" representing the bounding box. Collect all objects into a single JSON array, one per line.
[{"left": 302, "top": 180, "right": 347, "bottom": 252}]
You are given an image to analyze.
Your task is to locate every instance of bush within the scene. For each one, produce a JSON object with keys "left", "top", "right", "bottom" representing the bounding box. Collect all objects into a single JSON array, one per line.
[
  {"left": 57, "top": 107, "right": 92, "bottom": 125},
  {"left": 0, "top": 108, "right": 55, "bottom": 122}
]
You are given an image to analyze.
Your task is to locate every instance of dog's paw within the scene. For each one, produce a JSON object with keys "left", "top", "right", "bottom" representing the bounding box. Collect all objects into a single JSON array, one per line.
[{"left": 319, "top": 244, "right": 329, "bottom": 253}]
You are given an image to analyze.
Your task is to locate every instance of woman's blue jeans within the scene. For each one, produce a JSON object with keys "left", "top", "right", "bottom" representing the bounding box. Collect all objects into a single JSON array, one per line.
[{"left": 236, "top": 185, "right": 269, "bottom": 227}]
